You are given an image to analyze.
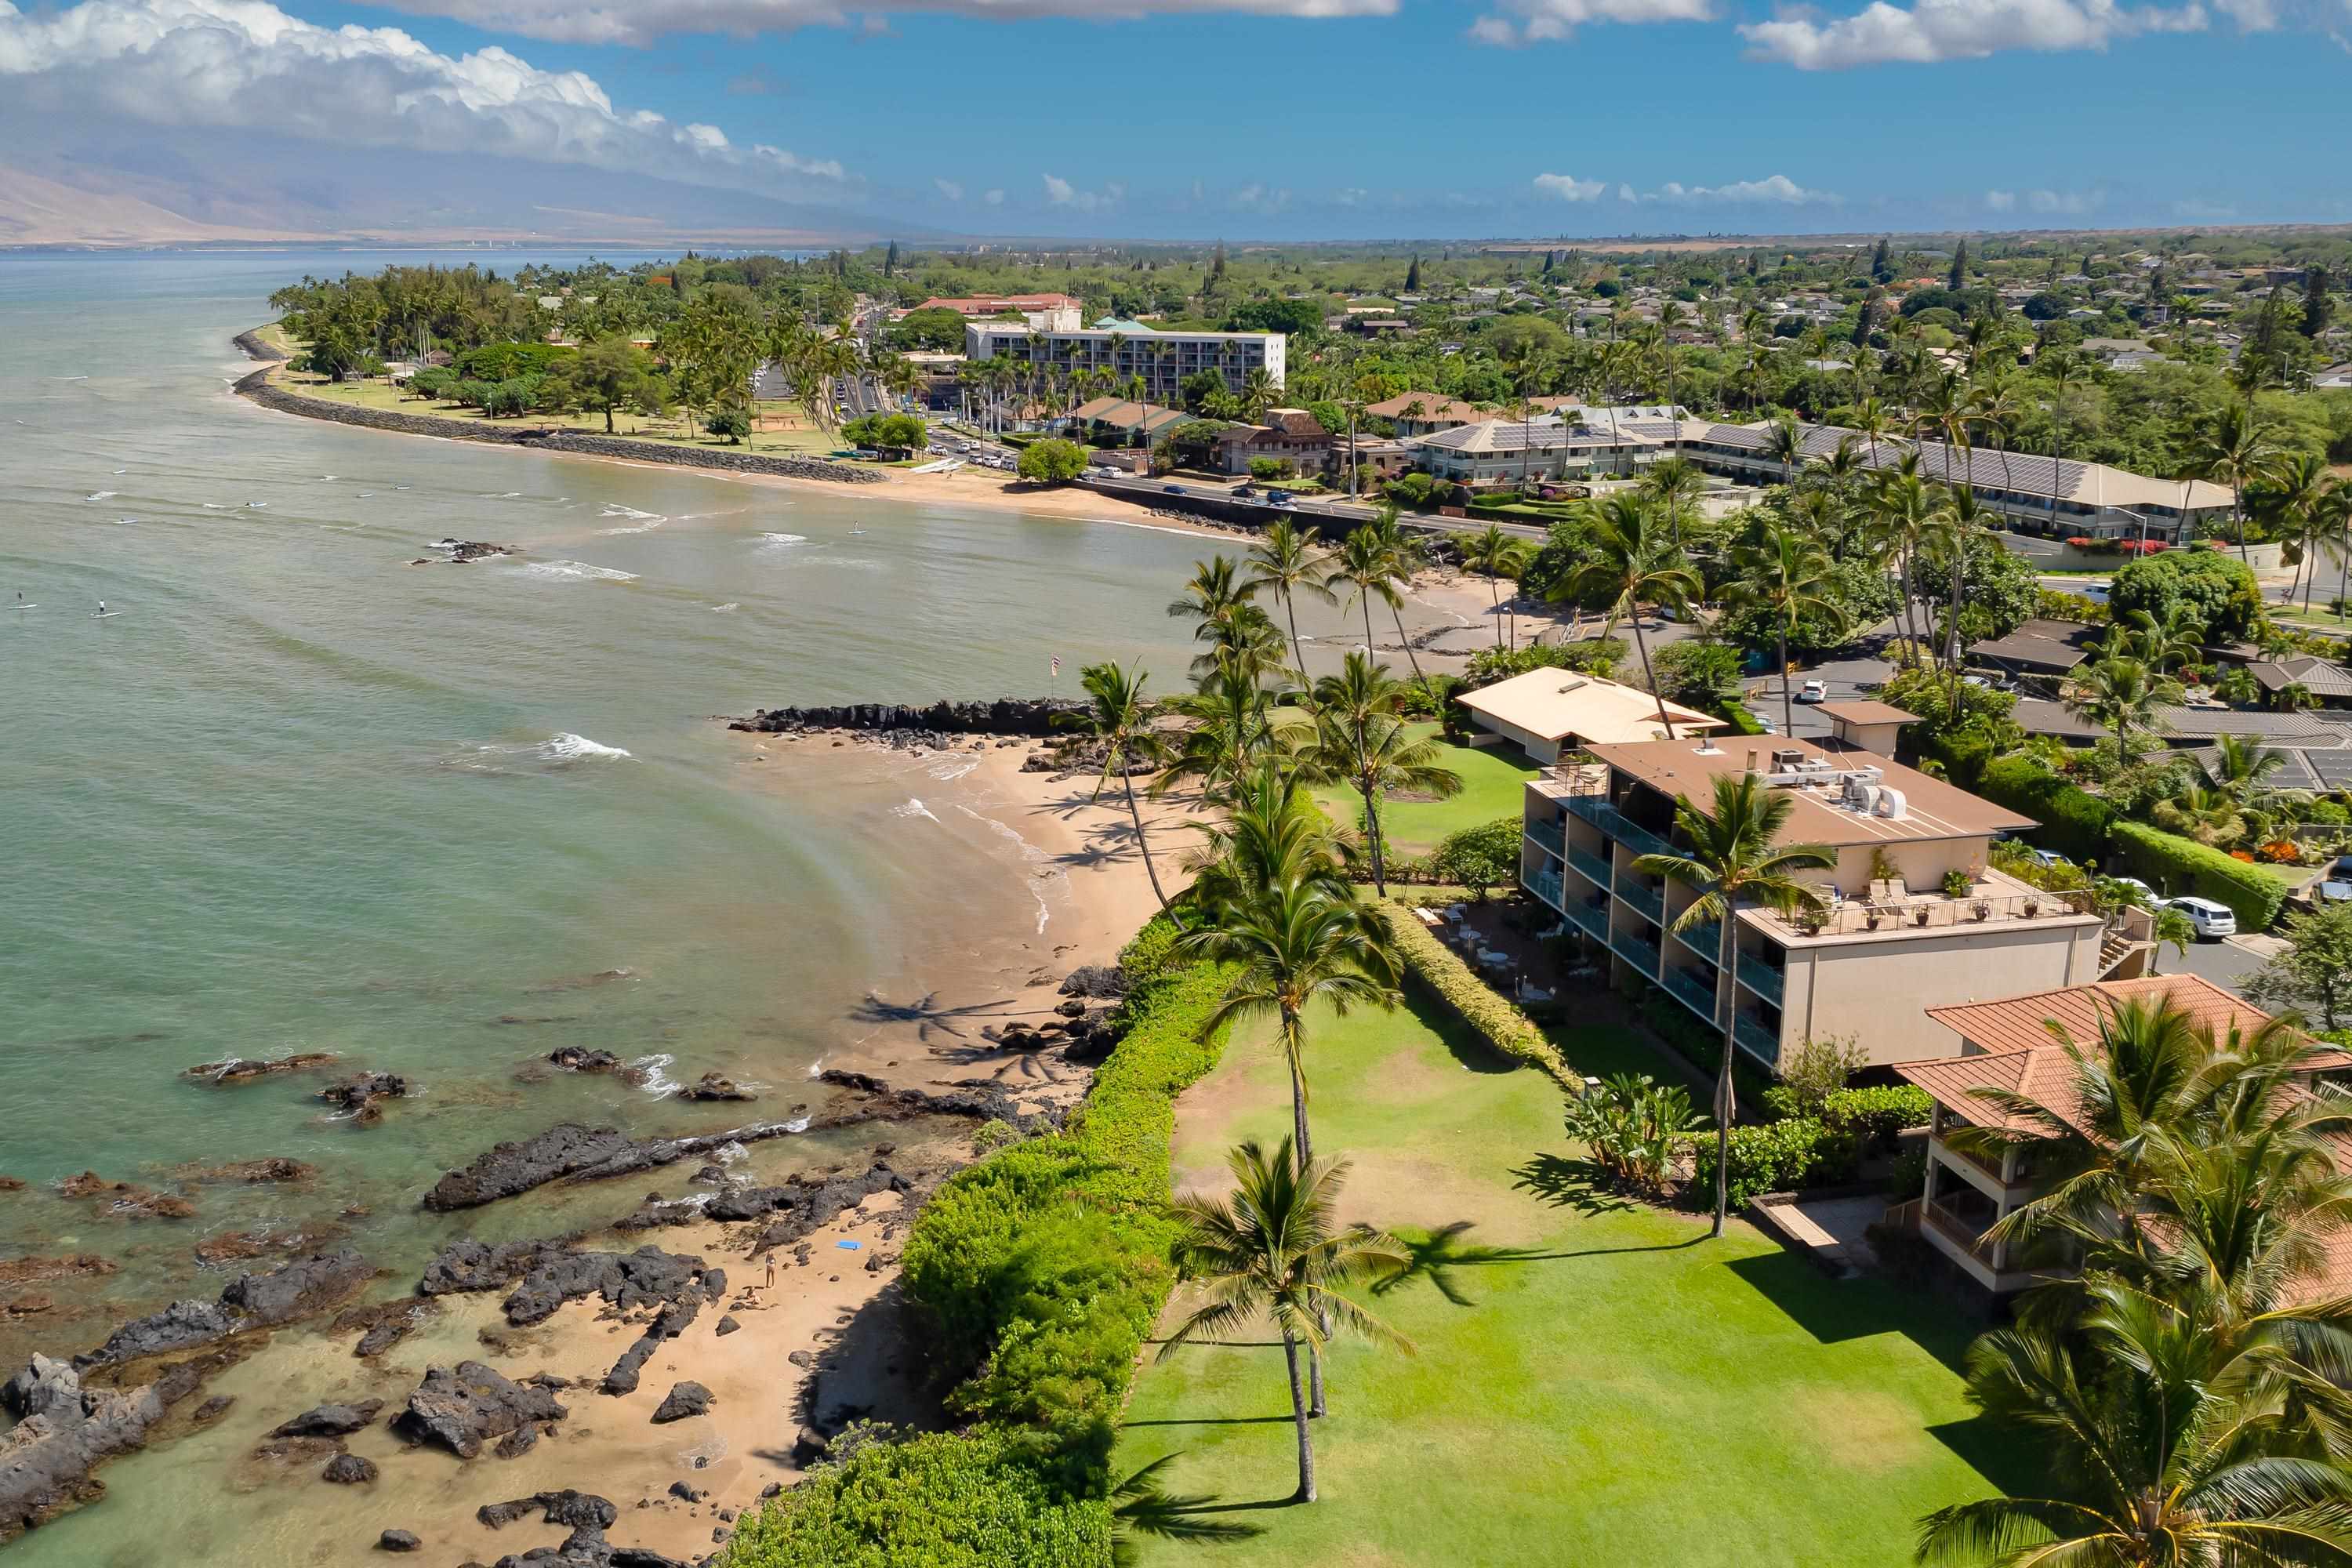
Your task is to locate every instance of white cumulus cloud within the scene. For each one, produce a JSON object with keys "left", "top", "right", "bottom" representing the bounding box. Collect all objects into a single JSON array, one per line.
[
  {"left": 983, "top": 187, "right": 1004, "bottom": 205},
  {"left": 1042, "top": 172, "right": 1120, "bottom": 213},
  {"left": 1631, "top": 173, "right": 1838, "bottom": 205},
  {"left": 1738, "top": 0, "right": 2207, "bottom": 68},
  {"left": 1985, "top": 189, "right": 2017, "bottom": 210},
  {"left": 2027, "top": 187, "right": 2101, "bottom": 212},
  {"left": 339, "top": 0, "right": 1399, "bottom": 47},
  {"left": 1470, "top": 0, "right": 1712, "bottom": 45},
  {"left": 934, "top": 176, "right": 964, "bottom": 201},
  {"left": 1534, "top": 172, "right": 1607, "bottom": 201},
  {"left": 0, "top": 0, "right": 848, "bottom": 195}
]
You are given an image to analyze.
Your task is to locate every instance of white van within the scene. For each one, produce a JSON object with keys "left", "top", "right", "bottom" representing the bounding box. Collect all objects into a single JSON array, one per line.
[{"left": 2162, "top": 896, "right": 2238, "bottom": 940}]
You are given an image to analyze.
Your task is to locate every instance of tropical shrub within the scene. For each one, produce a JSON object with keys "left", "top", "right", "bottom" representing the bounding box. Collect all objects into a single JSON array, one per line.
[
  {"left": 1015, "top": 437, "right": 1091, "bottom": 484},
  {"left": 1461, "top": 638, "right": 1625, "bottom": 689},
  {"left": 1377, "top": 903, "right": 1574, "bottom": 1088},
  {"left": 1430, "top": 818, "right": 1520, "bottom": 899},
  {"left": 1686, "top": 1117, "right": 1858, "bottom": 1207},
  {"left": 1566, "top": 1073, "right": 1700, "bottom": 1195},
  {"left": 1820, "top": 1085, "right": 1933, "bottom": 1152},
  {"left": 2108, "top": 818, "right": 2288, "bottom": 930},
  {"left": 1775, "top": 1033, "right": 1866, "bottom": 1116},
  {"left": 2107, "top": 548, "right": 2266, "bottom": 644},
  {"left": 704, "top": 405, "right": 752, "bottom": 443},
  {"left": 1973, "top": 756, "right": 2116, "bottom": 863}
]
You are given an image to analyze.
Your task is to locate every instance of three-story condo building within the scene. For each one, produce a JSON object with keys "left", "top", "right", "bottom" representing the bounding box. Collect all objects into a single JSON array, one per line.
[{"left": 1519, "top": 731, "right": 2146, "bottom": 1070}]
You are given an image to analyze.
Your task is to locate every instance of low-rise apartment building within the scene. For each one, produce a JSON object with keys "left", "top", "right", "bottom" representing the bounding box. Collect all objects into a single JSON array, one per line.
[
  {"left": 1409, "top": 416, "right": 1658, "bottom": 487},
  {"left": 1893, "top": 976, "right": 2330, "bottom": 1294},
  {"left": 964, "top": 321, "right": 1283, "bottom": 401},
  {"left": 1216, "top": 408, "right": 1330, "bottom": 475},
  {"left": 1519, "top": 735, "right": 2133, "bottom": 1071}
]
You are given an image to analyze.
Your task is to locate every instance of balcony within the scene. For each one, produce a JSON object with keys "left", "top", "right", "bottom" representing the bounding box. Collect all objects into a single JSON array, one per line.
[
  {"left": 1613, "top": 931, "right": 1662, "bottom": 977},
  {"left": 1526, "top": 866, "right": 1566, "bottom": 913},
  {"left": 1734, "top": 953, "right": 1786, "bottom": 1007},
  {"left": 1920, "top": 1197, "right": 1998, "bottom": 1261},
  {"left": 1661, "top": 964, "right": 1719, "bottom": 1023},
  {"left": 1565, "top": 897, "right": 1610, "bottom": 941},
  {"left": 1566, "top": 844, "right": 1613, "bottom": 889},
  {"left": 1733, "top": 1012, "right": 1780, "bottom": 1065},
  {"left": 1752, "top": 871, "right": 2096, "bottom": 941},
  {"left": 1676, "top": 920, "right": 1722, "bottom": 960},
  {"left": 1614, "top": 877, "right": 1664, "bottom": 923},
  {"left": 1524, "top": 817, "right": 1566, "bottom": 860},
  {"left": 1562, "top": 793, "right": 1672, "bottom": 860}
]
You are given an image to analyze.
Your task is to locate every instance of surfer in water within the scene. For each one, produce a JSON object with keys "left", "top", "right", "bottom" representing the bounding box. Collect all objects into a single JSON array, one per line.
[{"left": 96, "top": 600, "right": 107, "bottom": 615}]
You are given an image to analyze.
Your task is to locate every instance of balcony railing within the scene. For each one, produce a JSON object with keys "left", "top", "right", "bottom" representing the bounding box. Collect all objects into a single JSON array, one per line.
[
  {"left": 1758, "top": 885, "right": 2096, "bottom": 939},
  {"left": 1525, "top": 818, "right": 1566, "bottom": 860},
  {"left": 1921, "top": 1199, "right": 1997, "bottom": 1260},
  {"left": 1676, "top": 920, "right": 1722, "bottom": 960},
  {"left": 1562, "top": 793, "right": 1672, "bottom": 860},
  {"left": 1735, "top": 953, "right": 1786, "bottom": 1006},
  {"left": 1613, "top": 931, "right": 1662, "bottom": 977},
  {"left": 1661, "top": 964, "right": 1719, "bottom": 1023},
  {"left": 1733, "top": 1012, "right": 1780, "bottom": 1065},
  {"left": 1614, "top": 877, "right": 1664, "bottom": 923},
  {"left": 1566, "top": 844, "right": 1613, "bottom": 888},
  {"left": 1526, "top": 867, "right": 1565, "bottom": 913},
  {"left": 1566, "top": 897, "right": 1610, "bottom": 941}
]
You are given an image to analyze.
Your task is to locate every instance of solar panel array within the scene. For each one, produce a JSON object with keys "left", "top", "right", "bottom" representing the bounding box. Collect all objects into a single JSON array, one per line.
[{"left": 2307, "top": 750, "right": 2352, "bottom": 791}]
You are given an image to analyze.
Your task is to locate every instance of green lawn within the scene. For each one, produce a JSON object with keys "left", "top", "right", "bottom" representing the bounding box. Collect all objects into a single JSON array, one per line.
[
  {"left": 1314, "top": 728, "right": 1537, "bottom": 858},
  {"left": 276, "top": 368, "right": 840, "bottom": 457},
  {"left": 1116, "top": 998, "right": 2004, "bottom": 1568}
]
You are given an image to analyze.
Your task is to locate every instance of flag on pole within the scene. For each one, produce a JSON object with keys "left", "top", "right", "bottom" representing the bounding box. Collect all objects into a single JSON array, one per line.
[{"left": 1051, "top": 656, "right": 1061, "bottom": 679}]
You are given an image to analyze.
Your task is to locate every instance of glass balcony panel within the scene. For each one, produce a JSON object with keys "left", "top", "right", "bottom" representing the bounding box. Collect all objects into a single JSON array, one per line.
[{"left": 1735, "top": 954, "right": 1785, "bottom": 1006}]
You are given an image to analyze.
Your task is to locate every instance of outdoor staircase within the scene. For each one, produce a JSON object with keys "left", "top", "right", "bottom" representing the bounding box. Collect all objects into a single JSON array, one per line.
[{"left": 2097, "top": 929, "right": 2147, "bottom": 978}]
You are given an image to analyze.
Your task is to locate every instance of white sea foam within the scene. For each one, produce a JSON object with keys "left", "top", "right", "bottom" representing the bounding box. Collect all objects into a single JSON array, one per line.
[
  {"left": 85, "top": 491, "right": 114, "bottom": 501},
  {"left": 514, "top": 561, "right": 639, "bottom": 583},
  {"left": 539, "top": 733, "right": 632, "bottom": 761},
  {"left": 245, "top": 502, "right": 267, "bottom": 509},
  {"left": 710, "top": 602, "right": 740, "bottom": 613},
  {"left": 357, "top": 492, "right": 375, "bottom": 499},
  {"left": 599, "top": 503, "right": 669, "bottom": 535},
  {"left": 784, "top": 1116, "right": 811, "bottom": 1134},
  {"left": 955, "top": 804, "right": 1060, "bottom": 935},
  {"left": 757, "top": 532, "right": 807, "bottom": 545},
  {"left": 927, "top": 757, "right": 980, "bottom": 782},
  {"left": 891, "top": 797, "right": 939, "bottom": 822},
  {"left": 202, "top": 503, "right": 229, "bottom": 510},
  {"left": 630, "top": 1053, "right": 680, "bottom": 1096}
]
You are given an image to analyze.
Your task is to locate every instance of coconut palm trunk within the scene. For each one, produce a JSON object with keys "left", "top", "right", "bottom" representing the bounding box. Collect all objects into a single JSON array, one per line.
[
  {"left": 1123, "top": 769, "right": 1174, "bottom": 918},
  {"left": 1283, "top": 1330, "right": 1317, "bottom": 1501},
  {"left": 1778, "top": 626, "right": 1795, "bottom": 739},
  {"left": 1360, "top": 782, "right": 1388, "bottom": 897},
  {"left": 1628, "top": 613, "right": 1677, "bottom": 742},
  {"left": 1711, "top": 902, "right": 1738, "bottom": 1239},
  {"left": 1388, "top": 599, "right": 1428, "bottom": 688},
  {"left": 1276, "top": 1000, "right": 1330, "bottom": 1419}
]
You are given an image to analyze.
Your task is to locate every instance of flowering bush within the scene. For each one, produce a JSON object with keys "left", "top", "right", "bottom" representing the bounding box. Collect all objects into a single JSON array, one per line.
[
  {"left": 2258, "top": 840, "right": 2303, "bottom": 864},
  {"left": 2230, "top": 848, "right": 2258, "bottom": 862}
]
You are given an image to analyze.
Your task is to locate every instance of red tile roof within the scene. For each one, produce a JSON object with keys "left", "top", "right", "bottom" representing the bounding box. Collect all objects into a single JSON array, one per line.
[{"left": 1924, "top": 974, "right": 2273, "bottom": 1059}]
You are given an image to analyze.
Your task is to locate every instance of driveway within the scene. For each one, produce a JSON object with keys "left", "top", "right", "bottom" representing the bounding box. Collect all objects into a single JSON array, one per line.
[{"left": 2159, "top": 932, "right": 2279, "bottom": 999}]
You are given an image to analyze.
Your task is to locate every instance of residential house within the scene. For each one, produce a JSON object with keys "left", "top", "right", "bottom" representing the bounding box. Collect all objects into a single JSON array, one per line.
[
  {"left": 1064, "top": 395, "right": 1194, "bottom": 445},
  {"left": 1364, "top": 393, "right": 1493, "bottom": 437},
  {"left": 1519, "top": 736, "right": 2131, "bottom": 1071},
  {"left": 1895, "top": 976, "right": 2332, "bottom": 1294},
  {"left": 1457, "top": 670, "right": 1725, "bottom": 764},
  {"left": 1967, "top": 619, "right": 2103, "bottom": 681},
  {"left": 2250, "top": 654, "right": 2352, "bottom": 709},
  {"left": 1408, "top": 416, "right": 1658, "bottom": 488},
  {"left": 1215, "top": 408, "right": 1330, "bottom": 476}
]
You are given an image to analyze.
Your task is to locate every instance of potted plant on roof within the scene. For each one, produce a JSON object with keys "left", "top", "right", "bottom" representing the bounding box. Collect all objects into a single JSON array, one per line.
[
  {"left": 2023, "top": 895, "right": 2042, "bottom": 918},
  {"left": 1971, "top": 897, "right": 1991, "bottom": 921},
  {"left": 1941, "top": 869, "right": 1972, "bottom": 900},
  {"left": 1913, "top": 905, "right": 1932, "bottom": 927}
]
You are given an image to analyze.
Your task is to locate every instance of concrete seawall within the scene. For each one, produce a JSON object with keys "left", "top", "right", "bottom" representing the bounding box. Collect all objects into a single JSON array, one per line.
[{"left": 232, "top": 365, "right": 886, "bottom": 487}]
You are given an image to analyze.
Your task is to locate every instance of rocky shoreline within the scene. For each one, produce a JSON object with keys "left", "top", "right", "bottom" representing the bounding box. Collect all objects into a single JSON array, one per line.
[
  {"left": 230, "top": 361, "right": 886, "bottom": 488},
  {"left": 728, "top": 696, "right": 1083, "bottom": 740},
  {"left": 0, "top": 1013, "right": 1127, "bottom": 1557}
]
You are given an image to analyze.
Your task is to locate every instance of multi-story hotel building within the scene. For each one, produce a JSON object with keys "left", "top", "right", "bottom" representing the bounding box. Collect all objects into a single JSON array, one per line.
[{"left": 963, "top": 321, "right": 1284, "bottom": 402}]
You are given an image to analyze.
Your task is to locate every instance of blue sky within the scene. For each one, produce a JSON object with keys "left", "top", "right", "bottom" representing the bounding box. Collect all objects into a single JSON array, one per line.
[{"left": 5, "top": 0, "right": 2349, "bottom": 239}]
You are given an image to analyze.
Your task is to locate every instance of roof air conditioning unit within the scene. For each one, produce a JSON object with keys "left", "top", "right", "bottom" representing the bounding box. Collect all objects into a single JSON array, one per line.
[
  {"left": 1874, "top": 786, "right": 1908, "bottom": 820},
  {"left": 1844, "top": 780, "right": 1881, "bottom": 815}
]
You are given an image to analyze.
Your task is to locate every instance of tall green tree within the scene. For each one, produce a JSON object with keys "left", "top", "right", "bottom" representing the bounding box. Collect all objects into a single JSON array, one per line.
[
  {"left": 1245, "top": 520, "right": 1335, "bottom": 676},
  {"left": 1726, "top": 524, "right": 1848, "bottom": 735},
  {"left": 2186, "top": 401, "right": 2283, "bottom": 568},
  {"left": 1634, "top": 775, "right": 1835, "bottom": 1237},
  {"left": 1160, "top": 1138, "right": 1411, "bottom": 1502},
  {"left": 1302, "top": 655, "right": 1461, "bottom": 897},
  {"left": 1065, "top": 662, "right": 1181, "bottom": 925},
  {"left": 1549, "top": 492, "right": 1700, "bottom": 739},
  {"left": 1457, "top": 523, "right": 1534, "bottom": 651}
]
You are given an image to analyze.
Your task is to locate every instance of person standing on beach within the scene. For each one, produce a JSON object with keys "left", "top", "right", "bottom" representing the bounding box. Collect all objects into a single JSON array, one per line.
[{"left": 764, "top": 1254, "right": 777, "bottom": 1290}]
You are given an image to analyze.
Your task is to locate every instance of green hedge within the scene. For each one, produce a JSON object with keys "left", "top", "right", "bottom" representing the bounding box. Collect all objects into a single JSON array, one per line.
[
  {"left": 1686, "top": 1116, "right": 1860, "bottom": 1207},
  {"left": 1820, "top": 1085, "right": 1933, "bottom": 1151},
  {"left": 1973, "top": 756, "right": 2115, "bottom": 865},
  {"left": 2109, "top": 819, "right": 2287, "bottom": 931},
  {"left": 1378, "top": 902, "right": 1577, "bottom": 1091},
  {"left": 734, "top": 920, "right": 1232, "bottom": 1562},
  {"left": 723, "top": 1426, "right": 1109, "bottom": 1566}
]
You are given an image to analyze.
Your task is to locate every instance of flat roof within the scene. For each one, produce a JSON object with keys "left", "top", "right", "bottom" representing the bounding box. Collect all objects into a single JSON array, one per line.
[
  {"left": 1585, "top": 733, "right": 2034, "bottom": 845},
  {"left": 1815, "top": 700, "right": 1919, "bottom": 726},
  {"left": 1457, "top": 670, "right": 1722, "bottom": 746}
]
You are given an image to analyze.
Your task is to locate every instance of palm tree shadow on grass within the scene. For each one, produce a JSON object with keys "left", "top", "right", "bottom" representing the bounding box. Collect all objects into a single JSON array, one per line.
[
  {"left": 1112, "top": 1454, "right": 1277, "bottom": 1563},
  {"left": 1370, "top": 1221, "right": 1555, "bottom": 1306},
  {"left": 1511, "top": 1152, "right": 1641, "bottom": 1216}
]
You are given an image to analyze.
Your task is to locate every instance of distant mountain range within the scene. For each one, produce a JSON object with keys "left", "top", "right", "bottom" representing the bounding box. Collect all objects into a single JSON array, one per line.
[{"left": 0, "top": 140, "right": 920, "bottom": 249}]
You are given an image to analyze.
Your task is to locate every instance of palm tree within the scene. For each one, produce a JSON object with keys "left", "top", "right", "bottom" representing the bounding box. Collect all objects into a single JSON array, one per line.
[
  {"left": 1153, "top": 664, "right": 1297, "bottom": 808},
  {"left": 1361, "top": 509, "right": 1432, "bottom": 689},
  {"left": 1763, "top": 410, "right": 1806, "bottom": 488},
  {"left": 1726, "top": 524, "right": 1847, "bottom": 735},
  {"left": 2063, "top": 656, "right": 2182, "bottom": 745},
  {"left": 1634, "top": 775, "right": 1835, "bottom": 1238},
  {"left": 1301, "top": 661, "right": 1461, "bottom": 897},
  {"left": 1181, "top": 762, "right": 1356, "bottom": 918},
  {"left": 1160, "top": 1138, "right": 1412, "bottom": 1502},
  {"left": 1869, "top": 456, "right": 1940, "bottom": 659},
  {"left": 2187, "top": 402, "right": 2282, "bottom": 567},
  {"left": 1546, "top": 492, "right": 1699, "bottom": 740},
  {"left": 1326, "top": 524, "right": 1391, "bottom": 659},
  {"left": 1065, "top": 662, "right": 1181, "bottom": 925},
  {"left": 1245, "top": 519, "right": 1334, "bottom": 677},
  {"left": 2039, "top": 348, "right": 2085, "bottom": 537},
  {"left": 1916, "top": 1291, "right": 2352, "bottom": 1567},
  {"left": 2201, "top": 731, "right": 2288, "bottom": 804},
  {"left": 2254, "top": 452, "right": 2339, "bottom": 610},
  {"left": 1640, "top": 455, "right": 1707, "bottom": 551},
  {"left": 1457, "top": 523, "right": 1532, "bottom": 650}
]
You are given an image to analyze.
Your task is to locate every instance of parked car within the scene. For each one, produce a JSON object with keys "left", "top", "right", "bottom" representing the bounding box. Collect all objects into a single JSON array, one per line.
[
  {"left": 1163, "top": 485, "right": 1185, "bottom": 495},
  {"left": 2020, "top": 846, "right": 2067, "bottom": 869},
  {"left": 2162, "top": 896, "right": 2238, "bottom": 940},
  {"left": 1797, "top": 679, "right": 1828, "bottom": 703},
  {"left": 2103, "top": 876, "right": 2157, "bottom": 906}
]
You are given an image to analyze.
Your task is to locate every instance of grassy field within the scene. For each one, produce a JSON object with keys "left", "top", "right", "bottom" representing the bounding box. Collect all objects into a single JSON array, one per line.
[
  {"left": 273, "top": 369, "right": 845, "bottom": 459},
  {"left": 1314, "top": 727, "right": 1538, "bottom": 858},
  {"left": 1116, "top": 997, "right": 2004, "bottom": 1568}
]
